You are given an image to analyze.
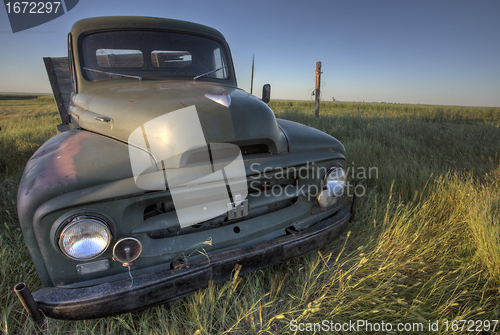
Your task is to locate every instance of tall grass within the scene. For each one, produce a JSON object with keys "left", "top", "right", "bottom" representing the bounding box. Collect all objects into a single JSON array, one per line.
[
  {"left": 270, "top": 100, "right": 500, "bottom": 121},
  {"left": 270, "top": 100, "right": 500, "bottom": 200},
  {"left": 1, "top": 98, "right": 499, "bottom": 334}
]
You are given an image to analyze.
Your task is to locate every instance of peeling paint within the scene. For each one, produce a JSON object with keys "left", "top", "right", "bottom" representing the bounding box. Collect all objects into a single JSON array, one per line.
[{"left": 31, "top": 132, "right": 93, "bottom": 191}]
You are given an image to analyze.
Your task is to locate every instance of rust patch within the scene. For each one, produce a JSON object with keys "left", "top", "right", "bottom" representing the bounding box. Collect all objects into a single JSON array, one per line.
[{"left": 180, "top": 103, "right": 188, "bottom": 107}]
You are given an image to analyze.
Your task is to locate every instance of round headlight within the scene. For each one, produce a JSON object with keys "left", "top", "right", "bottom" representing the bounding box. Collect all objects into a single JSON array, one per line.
[
  {"left": 324, "top": 166, "right": 346, "bottom": 196},
  {"left": 318, "top": 165, "right": 346, "bottom": 208},
  {"left": 58, "top": 215, "right": 111, "bottom": 261}
]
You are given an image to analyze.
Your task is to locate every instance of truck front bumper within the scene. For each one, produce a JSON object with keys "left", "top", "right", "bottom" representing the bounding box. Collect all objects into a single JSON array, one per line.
[{"left": 20, "top": 205, "right": 352, "bottom": 320}]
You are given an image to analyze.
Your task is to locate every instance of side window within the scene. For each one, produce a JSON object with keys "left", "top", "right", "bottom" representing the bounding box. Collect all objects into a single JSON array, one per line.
[{"left": 213, "top": 48, "right": 227, "bottom": 79}]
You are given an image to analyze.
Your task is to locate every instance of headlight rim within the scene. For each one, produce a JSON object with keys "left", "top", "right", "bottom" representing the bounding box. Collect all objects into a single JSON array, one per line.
[
  {"left": 321, "top": 164, "right": 346, "bottom": 189},
  {"left": 317, "top": 164, "right": 346, "bottom": 209},
  {"left": 56, "top": 213, "right": 113, "bottom": 261}
]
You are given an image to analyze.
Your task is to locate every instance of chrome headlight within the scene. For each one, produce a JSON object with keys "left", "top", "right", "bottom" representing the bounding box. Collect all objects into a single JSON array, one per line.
[
  {"left": 325, "top": 166, "right": 346, "bottom": 196},
  {"left": 58, "top": 215, "right": 111, "bottom": 261},
  {"left": 317, "top": 165, "right": 346, "bottom": 208}
]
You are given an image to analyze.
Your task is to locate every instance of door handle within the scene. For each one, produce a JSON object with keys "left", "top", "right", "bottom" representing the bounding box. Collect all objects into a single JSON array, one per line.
[{"left": 94, "top": 116, "right": 111, "bottom": 123}]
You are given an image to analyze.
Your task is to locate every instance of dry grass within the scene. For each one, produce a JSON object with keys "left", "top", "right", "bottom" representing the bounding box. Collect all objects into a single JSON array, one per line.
[{"left": 1, "top": 96, "right": 499, "bottom": 334}]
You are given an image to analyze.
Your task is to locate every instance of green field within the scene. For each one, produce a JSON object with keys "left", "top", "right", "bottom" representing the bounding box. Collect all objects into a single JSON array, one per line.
[{"left": 1, "top": 95, "right": 499, "bottom": 334}]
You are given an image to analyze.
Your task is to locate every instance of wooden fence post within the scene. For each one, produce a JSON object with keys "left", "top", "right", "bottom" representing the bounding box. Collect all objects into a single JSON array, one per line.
[{"left": 315, "top": 61, "right": 321, "bottom": 118}]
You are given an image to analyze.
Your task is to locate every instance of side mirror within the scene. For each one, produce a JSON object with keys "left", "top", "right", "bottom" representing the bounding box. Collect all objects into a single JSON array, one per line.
[{"left": 262, "top": 84, "right": 271, "bottom": 104}]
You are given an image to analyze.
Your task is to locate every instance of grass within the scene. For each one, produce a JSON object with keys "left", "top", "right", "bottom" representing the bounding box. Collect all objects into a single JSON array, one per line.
[{"left": 1, "top": 96, "right": 499, "bottom": 334}]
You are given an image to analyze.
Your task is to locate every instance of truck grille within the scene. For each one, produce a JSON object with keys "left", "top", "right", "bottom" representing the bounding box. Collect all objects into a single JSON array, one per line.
[
  {"left": 147, "top": 197, "right": 297, "bottom": 239},
  {"left": 138, "top": 171, "right": 301, "bottom": 238}
]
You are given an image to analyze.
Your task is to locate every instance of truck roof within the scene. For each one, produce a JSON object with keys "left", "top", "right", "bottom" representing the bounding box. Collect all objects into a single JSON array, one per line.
[{"left": 71, "top": 16, "right": 226, "bottom": 41}]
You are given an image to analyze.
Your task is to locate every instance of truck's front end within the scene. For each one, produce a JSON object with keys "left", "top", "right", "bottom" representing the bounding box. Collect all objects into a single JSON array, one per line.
[{"left": 15, "top": 16, "right": 355, "bottom": 321}]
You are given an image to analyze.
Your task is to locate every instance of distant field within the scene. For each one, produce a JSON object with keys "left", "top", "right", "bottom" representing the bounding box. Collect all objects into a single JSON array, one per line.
[
  {"left": 0, "top": 93, "right": 52, "bottom": 100},
  {"left": 1, "top": 95, "right": 499, "bottom": 334}
]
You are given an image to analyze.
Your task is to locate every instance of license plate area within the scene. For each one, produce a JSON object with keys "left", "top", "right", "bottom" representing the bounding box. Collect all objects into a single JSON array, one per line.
[{"left": 227, "top": 194, "right": 248, "bottom": 220}]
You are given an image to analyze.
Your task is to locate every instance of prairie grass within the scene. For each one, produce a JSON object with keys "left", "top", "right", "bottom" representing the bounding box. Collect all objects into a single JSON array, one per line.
[{"left": 1, "top": 97, "right": 499, "bottom": 334}]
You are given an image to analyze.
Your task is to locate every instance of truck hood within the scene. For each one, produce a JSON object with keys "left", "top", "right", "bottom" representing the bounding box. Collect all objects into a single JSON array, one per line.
[{"left": 70, "top": 80, "right": 287, "bottom": 154}]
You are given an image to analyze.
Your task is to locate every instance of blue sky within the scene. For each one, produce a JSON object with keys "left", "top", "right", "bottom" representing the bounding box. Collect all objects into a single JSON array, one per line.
[{"left": 1, "top": 0, "right": 499, "bottom": 106}]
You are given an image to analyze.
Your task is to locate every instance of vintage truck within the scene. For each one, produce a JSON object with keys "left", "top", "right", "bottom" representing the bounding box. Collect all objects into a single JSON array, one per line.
[{"left": 14, "top": 16, "right": 357, "bottom": 322}]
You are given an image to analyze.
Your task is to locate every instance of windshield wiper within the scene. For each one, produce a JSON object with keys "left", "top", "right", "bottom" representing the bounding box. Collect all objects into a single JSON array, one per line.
[
  {"left": 194, "top": 66, "right": 226, "bottom": 80},
  {"left": 83, "top": 67, "right": 142, "bottom": 80}
]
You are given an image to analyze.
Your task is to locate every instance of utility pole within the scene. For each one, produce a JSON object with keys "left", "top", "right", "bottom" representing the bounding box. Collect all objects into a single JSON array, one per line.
[
  {"left": 250, "top": 54, "right": 255, "bottom": 95},
  {"left": 315, "top": 61, "right": 322, "bottom": 118}
]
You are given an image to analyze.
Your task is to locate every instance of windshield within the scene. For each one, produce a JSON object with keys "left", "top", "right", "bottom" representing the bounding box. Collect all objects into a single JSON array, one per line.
[{"left": 81, "top": 31, "right": 228, "bottom": 81}]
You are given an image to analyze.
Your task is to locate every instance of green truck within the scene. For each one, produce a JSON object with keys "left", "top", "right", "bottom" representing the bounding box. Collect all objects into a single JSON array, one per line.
[{"left": 14, "top": 16, "right": 356, "bottom": 322}]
